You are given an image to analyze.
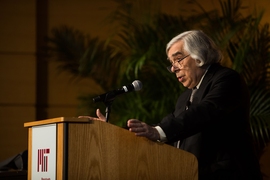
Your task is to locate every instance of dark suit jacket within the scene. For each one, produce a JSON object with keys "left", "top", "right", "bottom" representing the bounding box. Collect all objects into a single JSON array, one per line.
[{"left": 159, "top": 63, "right": 262, "bottom": 180}]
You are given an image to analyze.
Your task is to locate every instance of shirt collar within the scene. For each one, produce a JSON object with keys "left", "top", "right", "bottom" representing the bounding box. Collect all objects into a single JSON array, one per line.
[{"left": 195, "top": 65, "right": 211, "bottom": 89}]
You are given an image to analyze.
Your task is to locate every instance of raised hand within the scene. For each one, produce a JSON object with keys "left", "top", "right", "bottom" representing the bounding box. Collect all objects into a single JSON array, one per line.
[{"left": 78, "top": 109, "right": 106, "bottom": 122}]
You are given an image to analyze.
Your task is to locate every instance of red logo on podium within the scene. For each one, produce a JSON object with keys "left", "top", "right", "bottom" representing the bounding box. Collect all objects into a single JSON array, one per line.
[{"left": 37, "top": 148, "right": 50, "bottom": 172}]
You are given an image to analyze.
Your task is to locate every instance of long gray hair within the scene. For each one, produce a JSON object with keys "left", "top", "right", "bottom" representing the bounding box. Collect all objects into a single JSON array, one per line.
[{"left": 166, "top": 30, "right": 223, "bottom": 66}]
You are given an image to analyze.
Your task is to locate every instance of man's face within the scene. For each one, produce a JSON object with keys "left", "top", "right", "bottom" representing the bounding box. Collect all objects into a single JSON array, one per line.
[{"left": 167, "top": 40, "right": 205, "bottom": 89}]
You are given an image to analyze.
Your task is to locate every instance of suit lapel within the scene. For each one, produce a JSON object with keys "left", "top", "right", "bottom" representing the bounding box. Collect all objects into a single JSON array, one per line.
[{"left": 191, "top": 64, "right": 218, "bottom": 105}]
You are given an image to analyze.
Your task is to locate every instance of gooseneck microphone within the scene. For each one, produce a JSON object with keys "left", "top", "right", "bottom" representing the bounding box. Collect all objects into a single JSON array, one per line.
[{"left": 93, "top": 80, "right": 143, "bottom": 103}]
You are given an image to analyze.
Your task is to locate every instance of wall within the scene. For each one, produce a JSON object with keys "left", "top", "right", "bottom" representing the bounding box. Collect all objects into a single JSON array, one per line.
[{"left": 0, "top": 0, "right": 36, "bottom": 162}]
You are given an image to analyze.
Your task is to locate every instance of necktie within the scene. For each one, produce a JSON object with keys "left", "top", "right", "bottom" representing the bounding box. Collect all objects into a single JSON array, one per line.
[
  {"left": 177, "top": 87, "right": 198, "bottom": 148},
  {"left": 186, "top": 87, "right": 197, "bottom": 110},
  {"left": 190, "top": 87, "right": 198, "bottom": 103}
]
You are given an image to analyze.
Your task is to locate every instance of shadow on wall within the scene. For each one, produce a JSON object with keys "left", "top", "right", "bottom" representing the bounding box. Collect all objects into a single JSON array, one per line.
[{"left": 0, "top": 150, "right": 28, "bottom": 171}]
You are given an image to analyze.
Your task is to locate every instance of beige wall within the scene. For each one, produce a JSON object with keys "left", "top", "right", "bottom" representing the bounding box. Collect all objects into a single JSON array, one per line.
[
  {"left": 0, "top": 0, "right": 36, "bottom": 161},
  {"left": 0, "top": 0, "right": 269, "bottom": 164}
]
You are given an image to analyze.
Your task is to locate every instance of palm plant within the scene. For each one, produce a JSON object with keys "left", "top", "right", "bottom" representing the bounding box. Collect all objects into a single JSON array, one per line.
[{"left": 47, "top": 0, "right": 270, "bottom": 155}]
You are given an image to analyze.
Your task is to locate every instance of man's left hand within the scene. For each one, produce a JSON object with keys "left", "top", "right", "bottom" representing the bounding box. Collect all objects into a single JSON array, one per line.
[{"left": 127, "top": 119, "right": 160, "bottom": 141}]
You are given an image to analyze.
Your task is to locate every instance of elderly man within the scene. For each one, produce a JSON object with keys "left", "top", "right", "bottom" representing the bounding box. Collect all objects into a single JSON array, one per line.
[{"left": 83, "top": 30, "right": 262, "bottom": 180}]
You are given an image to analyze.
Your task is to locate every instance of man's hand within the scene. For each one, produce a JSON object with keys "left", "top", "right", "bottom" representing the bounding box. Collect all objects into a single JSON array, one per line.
[
  {"left": 127, "top": 119, "right": 160, "bottom": 141},
  {"left": 78, "top": 109, "right": 106, "bottom": 122}
]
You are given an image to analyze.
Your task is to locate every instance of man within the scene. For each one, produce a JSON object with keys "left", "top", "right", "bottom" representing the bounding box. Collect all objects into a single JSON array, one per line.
[{"left": 82, "top": 30, "right": 262, "bottom": 179}]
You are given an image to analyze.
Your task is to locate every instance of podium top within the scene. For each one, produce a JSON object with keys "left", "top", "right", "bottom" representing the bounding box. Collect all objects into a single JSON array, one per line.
[{"left": 24, "top": 117, "right": 90, "bottom": 127}]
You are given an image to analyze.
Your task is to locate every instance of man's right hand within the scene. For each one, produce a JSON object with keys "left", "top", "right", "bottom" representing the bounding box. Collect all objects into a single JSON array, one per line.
[{"left": 78, "top": 109, "right": 106, "bottom": 122}]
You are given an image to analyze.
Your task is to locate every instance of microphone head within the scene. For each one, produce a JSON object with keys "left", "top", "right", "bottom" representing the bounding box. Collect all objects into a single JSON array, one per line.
[{"left": 132, "top": 80, "right": 143, "bottom": 91}]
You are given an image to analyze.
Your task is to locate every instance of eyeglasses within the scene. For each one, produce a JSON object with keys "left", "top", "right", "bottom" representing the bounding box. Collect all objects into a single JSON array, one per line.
[{"left": 166, "top": 54, "right": 190, "bottom": 73}]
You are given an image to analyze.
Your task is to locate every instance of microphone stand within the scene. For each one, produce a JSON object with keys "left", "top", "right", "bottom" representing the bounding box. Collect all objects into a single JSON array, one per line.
[
  {"left": 104, "top": 101, "right": 112, "bottom": 123},
  {"left": 103, "top": 92, "right": 115, "bottom": 123}
]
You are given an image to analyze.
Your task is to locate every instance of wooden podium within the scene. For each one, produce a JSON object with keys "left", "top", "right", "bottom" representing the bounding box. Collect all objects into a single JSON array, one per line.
[{"left": 24, "top": 117, "right": 198, "bottom": 180}]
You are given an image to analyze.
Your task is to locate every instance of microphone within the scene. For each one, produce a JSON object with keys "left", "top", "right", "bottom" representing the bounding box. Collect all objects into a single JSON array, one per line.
[{"left": 93, "top": 80, "right": 143, "bottom": 103}]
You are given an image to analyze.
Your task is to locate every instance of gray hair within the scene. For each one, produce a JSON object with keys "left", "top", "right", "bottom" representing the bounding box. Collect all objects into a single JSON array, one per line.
[{"left": 166, "top": 30, "right": 223, "bottom": 66}]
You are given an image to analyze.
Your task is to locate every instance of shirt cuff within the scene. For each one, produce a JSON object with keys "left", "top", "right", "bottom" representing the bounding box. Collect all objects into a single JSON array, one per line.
[{"left": 154, "top": 126, "right": 167, "bottom": 142}]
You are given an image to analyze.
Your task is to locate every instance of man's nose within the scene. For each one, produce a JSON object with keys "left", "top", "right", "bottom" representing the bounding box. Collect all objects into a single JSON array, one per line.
[{"left": 171, "top": 65, "right": 179, "bottom": 73}]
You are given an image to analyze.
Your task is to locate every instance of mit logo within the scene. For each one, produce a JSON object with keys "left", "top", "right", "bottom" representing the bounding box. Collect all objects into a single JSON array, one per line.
[{"left": 37, "top": 148, "right": 50, "bottom": 172}]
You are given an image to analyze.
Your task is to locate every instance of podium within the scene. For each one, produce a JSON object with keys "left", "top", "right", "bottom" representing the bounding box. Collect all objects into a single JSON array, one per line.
[{"left": 24, "top": 117, "right": 198, "bottom": 179}]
